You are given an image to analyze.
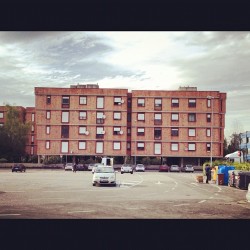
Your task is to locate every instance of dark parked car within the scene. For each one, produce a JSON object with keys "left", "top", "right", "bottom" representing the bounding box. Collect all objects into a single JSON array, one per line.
[
  {"left": 76, "top": 164, "right": 88, "bottom": 171},
  {"left": 12, "top": 164, "right": 26, "bottom": 172},
  {"left": 159, "top": 165, "right": 169, "bottom": 172}
]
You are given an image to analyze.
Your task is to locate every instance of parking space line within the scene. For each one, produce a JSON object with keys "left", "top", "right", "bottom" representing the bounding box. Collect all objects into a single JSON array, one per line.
[
  {"left": 173, "top": 204, "right": 190, "bottom": 207},
  {"left": 198, "top": 200, "right": 207, "bottom": 203},
  {"left": 68, "top": 210, "right": 95, "bottom": 214}
]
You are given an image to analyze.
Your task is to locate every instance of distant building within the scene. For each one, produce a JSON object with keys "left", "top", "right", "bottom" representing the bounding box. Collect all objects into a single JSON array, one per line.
[{"left": 239, "top": 131, "right": 250, "bottom": 161}]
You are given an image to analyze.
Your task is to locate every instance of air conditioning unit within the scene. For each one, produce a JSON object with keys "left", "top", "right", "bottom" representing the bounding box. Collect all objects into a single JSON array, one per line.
[
  {"left": 102, "top": 115, "right": 106, "bottom": 119},
  {"left": 85, "top": 131, "right": 89, "bottom": 135},
  {"left": 121, "top": 99, "right": 125, "bottom": 104},
  {"left": 120, "top": 130, "right": 124, "bottom": 135}
]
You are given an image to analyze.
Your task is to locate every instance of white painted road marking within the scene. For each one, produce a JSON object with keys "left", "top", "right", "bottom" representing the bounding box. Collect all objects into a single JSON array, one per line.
[
  {"left": 198, "top": 200, "right": 207, "bottom": 203},
  {"left": 174, "top": 204, "right": 190, "bottom": 207},
  {"left": 0, "top": 214, "right": 21, "bottom": 216},
  {"left": 68, "top": 210, "right": 95, "bottom": 214}
]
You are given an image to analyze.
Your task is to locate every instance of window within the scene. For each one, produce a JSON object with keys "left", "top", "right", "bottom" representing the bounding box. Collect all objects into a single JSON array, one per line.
[
  {"left": 96, "top": 127, "right": 105, "bottom": 139},
  {"left": 206, "top": 128, "right": 211, "bottom": 137},
  {"left": 137, "top": 127, "right": 145, "bottom": 136},
  {"left": 79, "top": 111, "right": 87, "bottom": 120},
  {"left": 188, "top": 99, "right": 196, "bottom": 108},
  {"left": 207, "top": 98, "right": 211, "bottom": 108},
  {"left": 188, "top": 113, "right": 196, "bottom": 122},
  {"left": 96, "top": 112, "right": 105, "bottom": 124},
  {"left": 137, "top": 142, "right": 145, "bottom": 150},
  {"left": 137, "top": 98, "right": 145, "bottom": 107},
  {"left": 188, "top": 128, "right": 196, "bottom": 137},
  {"left": 31, "top": 135, "right": 34, "bottom": 143},
  {"left": 61, "top": 141, "right": 69, "bottom": 153},
  {"left": 46, "top": 125, "right": 50, "bottom": 134},
  {"left": 46, "top": 111, "right": 51, "bottom": 120},
  {"left": 171, "top": 143, "right": 178, "bottom": 151},
  {"left": 31, "top": 125, "right": 34, "bottom": 132},
  {"left": 207, "top": 114, "right": 211, "bottom": 122},
  {"left": 0, "top": 112, "right": 3, "bottom": 118},
  {"left": 97, "top": 97, "right": 104, "bottom": 109},
  {"left": 79, "top": 141, "right": 86, "bottom": 150},
  {"left": 114, "top": 112, "right": 121, "bottom": 120},
  {"left": 0, "top": 123, "right": 3, "bottom": 127},
  {"left": 154, "top": 143, "right": 161, "bottom": 155},
  {"left": 127, "top": 112, "right": 131, "bottom": 122},
  {"left": 96, "top": 141, "right": 104, "bottom": 153},
  {"left": 61, "top": 125, "right": 69, "bottom": 138},
  {"left": 206, "top": 143, "right": 211, "bottom": 152},
  {"left": 79, "top": 126, "right": 87, "bottom": 135},
  {"left": 127, "top": 142, "right": 131, "bottom": 150},
  {"left": 62, "top": 96, "right": 70, "bottom": 108},
  {"left": 154, "top": 113, "right": 162, "bottom": 125},
  {"left": 137, "top": 113, "right": 145, "bottom": 121},
  {"left": 154, "top": 128, "right": 162, "bottom": 140},
  {"left": 113, "top": 127, "right": 121, "bottom": 135},
  {"left": 171, "top": 113, "right": 179, "bottom": 121},
  {"left": 188, "top": 143, "right": 196, "bottom": 151},
  {"left": 31, "top": 113, "right": 35, "bottom": 122},
  {"left": 79, "top": 96, "right": 87, "bottom": 105},
  {"left": 127, "top": 128, "right": 131, "bottom": 135},
  {"left": 31, "top": 146, "right": 34, "bottom": 155},
  {"left": 62, "top": 111, "right": 69, "bottom": 123},
  {"left": 114, "top": 97, "right": 122, "bottom": 105},
  {"left": 171, "top": 128, "right": 179, "bottom": 136},
  {"left": 172, "top": 98, "right": 179, "bottom": 107},
  {"left": 46, "top": 95, "right": 51, "bottom": 104},
  {"left": 46, "top": 140, "right": 50, "bottom": 149},
  {"left": 113, "top": 141, "right": 121, "bottom": 150},
  {"left": 154, "top": 98, "right": 162, "bottom": 110}
]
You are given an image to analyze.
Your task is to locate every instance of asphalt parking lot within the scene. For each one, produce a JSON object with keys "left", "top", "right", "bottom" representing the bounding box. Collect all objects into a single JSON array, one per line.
[{"left": 0, "top": 169, "right": 249, "bottom": 219}]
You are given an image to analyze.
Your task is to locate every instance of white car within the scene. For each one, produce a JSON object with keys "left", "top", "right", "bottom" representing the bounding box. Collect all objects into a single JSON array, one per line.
[
  {"left": 92, "top": 163, "right": 104, "bottom": 174},
  {"left": 247, "top": 183, "right": 250, "bottom": 203},
  {"left": 121, "top": 164, "right": 133, "bottom": 174},
  {"left": 65, "top": 163, "right": 73, "bottom": 171},
  {"left": 87, "top": 163, "right": 96, "bottom": 171},
  {"left": 169, "top": 165, "right": 180, "bottom": 172},
  {"left": 92, "top": 166, "right": 117, "bottom": 186},
  {"left": 135, "top": 164, "right": 145, "bottom": 172}
]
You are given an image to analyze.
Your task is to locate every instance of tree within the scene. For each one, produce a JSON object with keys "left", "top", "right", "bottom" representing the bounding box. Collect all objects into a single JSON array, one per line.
[
  {"left": 227, "top": 132, "right": 240, "bottom": 153},
  {"left": 0, "top": 105, "right": 31, "bottom": 162}
]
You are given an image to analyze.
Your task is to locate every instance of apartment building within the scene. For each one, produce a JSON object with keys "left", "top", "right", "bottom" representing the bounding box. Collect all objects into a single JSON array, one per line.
[
  {"left": 1, "top": 85, "right": 227, "bottom": 167},
  {"left": 131, "top": 87, "right": 226, "bottom": 166}
]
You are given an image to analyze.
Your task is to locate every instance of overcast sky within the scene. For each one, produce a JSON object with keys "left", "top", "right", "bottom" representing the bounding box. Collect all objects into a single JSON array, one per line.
[{"left": 0, "top": 31, "right": 249, "bottom": 139}]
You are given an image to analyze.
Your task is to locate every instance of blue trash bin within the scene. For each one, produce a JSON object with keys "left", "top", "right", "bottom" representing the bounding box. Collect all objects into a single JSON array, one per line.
[{"left": 218, "top": 165, "right": 235, "bottom": 185}]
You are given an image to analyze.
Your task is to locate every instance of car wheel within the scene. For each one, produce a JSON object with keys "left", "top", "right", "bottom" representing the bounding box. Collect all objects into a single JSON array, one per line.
[
  {"left": 121, "top": 172, "right": 123, "bottom": 174},
  {"left": 131, "top": 171, "right": 133, "bottom": 174},
  {"left": 92, "top": 183, "right": 95, "bottom": 186}
]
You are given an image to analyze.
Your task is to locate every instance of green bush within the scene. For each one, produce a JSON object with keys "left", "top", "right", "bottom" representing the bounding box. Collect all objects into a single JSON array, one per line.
[{"left": 44, "top": 156, "right": 61, "bottom": 165}]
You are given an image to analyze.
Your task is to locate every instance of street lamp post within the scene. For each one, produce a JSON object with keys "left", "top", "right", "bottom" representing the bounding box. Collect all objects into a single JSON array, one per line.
[{"left": 207, "top": 96, "right": 214, "bottom": 167}]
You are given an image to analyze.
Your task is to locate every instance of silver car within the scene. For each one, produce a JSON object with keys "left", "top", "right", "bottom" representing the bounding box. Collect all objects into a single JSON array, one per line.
[
  {"left": 92, "top": 166, "right": 117, "bottom": 186},
  {"left": 181, "top": 164, "right": 194, "bottom": 173},
  {"left": 135, "top": 164, "right": 145, "bottom": 172},
  {"left": 65, "top": 163, "right": 73, "bottom": 171},
  {"left": 169, "top": 165, "right": 180, "bottom": 172}
]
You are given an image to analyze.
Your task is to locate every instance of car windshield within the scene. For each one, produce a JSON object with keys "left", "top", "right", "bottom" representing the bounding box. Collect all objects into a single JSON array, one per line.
[
  {"left": 137, "top": 164, "right": 143, "bottom": 167},
  {"left": 95, "top": 167, "right": 115, "bottom": 173}
]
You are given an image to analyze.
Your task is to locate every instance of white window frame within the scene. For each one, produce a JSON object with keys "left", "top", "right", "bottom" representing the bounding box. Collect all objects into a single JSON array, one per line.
[
  {"left": 31, "top": 113, "right": 35, "bottom": 122},
  {"left": 96, "top": 141, "right": 104, "bottom": 153},
  {"left": 137, "top": 113, "right": 145, "bottom": 121},
  {"left": 188, "top": 143, "right": 196, "bottom": 151},
  {"left": 79, "top": 126, "right": 87, "bottom": 134},
  {"left": 206, "top": 128, "right": 211, "bottom": 137},
  {"left": 114, "top": 112, "right": 121, "bottom": 120},
  {"left": 138, "top": 98, "right": 145, "bottom": 106},
  {"left": 79, "top": 141, "right": 86, "bottom": 150},
  {"left": 171, "top": 113, "right": 179, "bottom": 121},
  {"left": 154, "top": 143, "right": 161, "bottom": 155},
  {"left": 46, "top": 140, "right": 50, "bottom": 149},
  {"left": 155, "top": 98, "right": 162, "bottom": 106},
  {"left": 0, "top": 112, "right": 4, "bottom": 119},
  {"left": 137, "top": 142, "right": 145, "bottom": 150},
  {"left": 188, "top": 128, "right": 196, "bottom": 137},
  {"left": 171, "top": 143, "right": 178, "bottom": 151},
  {"left": 31, "top": 146, "right": 34, "bottom": 155},
  {"left": 114, "top": 97, "right": 122, "bottom": 105},
  {"left": 46, "top": 125, "right": 50, "bottom": 134},
  {"left": 207, "top": 143, "right": 211, "bottom": 152},
  {"left": 80, "top": 96, "right": 87, "bottom": 105},
  {"left": 46, "top": 111, "right": 51, "bottom": 119},
  {"left": 96, "top": 127, "right": 104, "bottom": 134},
  {"left": 61, "top": 141, "right": 69, "bottom": 153},
  {"left": 97, "top": 97, "right": 104, "bottom": 109},
  {"left": 207, "top": 98, "right": 211, "bottom": 108},
  {"left": 79, "top": 111, "right": 87, "bottom": 120},
  {"left": 31, "top": 125, "right": 34, "bottom": 132},
  {"left": 31, "top": 135, "right": 34, "bottom": 142},
  {"left": 62, "top": 111, "right": 69, "bottom": 123},
  {"left": 113, "top": 141, "right": 121, "bottom": 150}
]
